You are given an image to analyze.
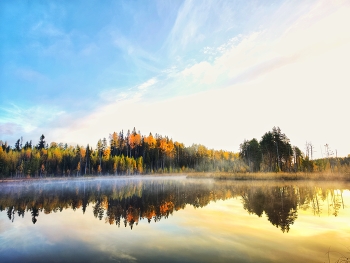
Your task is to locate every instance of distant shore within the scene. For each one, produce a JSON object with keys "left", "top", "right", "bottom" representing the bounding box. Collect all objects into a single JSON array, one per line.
[{"left": 1, "top": 171, "right": 350, "bottom": 183}]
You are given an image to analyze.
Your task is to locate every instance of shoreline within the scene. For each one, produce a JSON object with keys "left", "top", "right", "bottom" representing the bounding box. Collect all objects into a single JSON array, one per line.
[
  {"left": 1, "top": 171, "right": 350, "bottom": 183},
  {"left": 0, "top": 174, "right": 188, "bottom": 184}
]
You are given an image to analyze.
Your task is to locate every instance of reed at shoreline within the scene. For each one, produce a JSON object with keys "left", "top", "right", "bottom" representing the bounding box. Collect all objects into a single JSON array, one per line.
[{"left": 186, "top": 171, "right": 350, "bottom": 181}]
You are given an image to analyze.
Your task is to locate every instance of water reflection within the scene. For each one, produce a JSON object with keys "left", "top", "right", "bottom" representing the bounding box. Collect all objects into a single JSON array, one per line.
[{"left": 0, "top": 178, "right": 348, "bottom": 233}]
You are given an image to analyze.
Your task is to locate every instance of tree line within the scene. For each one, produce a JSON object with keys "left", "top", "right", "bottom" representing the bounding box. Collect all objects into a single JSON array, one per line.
[
  {"left": 1, "top": 126, "right": 348, "bottom": 178},
  {"left": 0, "top": 128, "right": 246, "bottom": 178}
]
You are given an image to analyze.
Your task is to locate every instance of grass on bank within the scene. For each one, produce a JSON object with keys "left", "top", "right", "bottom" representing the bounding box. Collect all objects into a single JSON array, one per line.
[{"left": 186, "top": 171, "right": 350, "bottom": 181}]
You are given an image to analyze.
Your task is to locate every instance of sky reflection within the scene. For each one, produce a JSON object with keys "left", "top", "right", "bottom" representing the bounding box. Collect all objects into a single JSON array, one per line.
[{"left": 0, "top": 178, "right": 350, "bottom": 262}]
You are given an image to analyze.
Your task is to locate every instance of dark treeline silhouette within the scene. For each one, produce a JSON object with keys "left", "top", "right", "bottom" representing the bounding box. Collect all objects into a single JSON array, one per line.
[
  {"left": 0, "top": 128, "right": 246, "bottom": 178},
  {"left": 0, "top": 179, "right": 347, "bottom": 232},
  {"left": 239, "top": 126, "right": 350, "bottom": 173}
]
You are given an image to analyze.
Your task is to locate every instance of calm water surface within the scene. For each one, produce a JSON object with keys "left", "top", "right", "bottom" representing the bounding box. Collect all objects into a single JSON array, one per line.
[{"left": 0, "top": 176, "right": 349, "bottom": 263}]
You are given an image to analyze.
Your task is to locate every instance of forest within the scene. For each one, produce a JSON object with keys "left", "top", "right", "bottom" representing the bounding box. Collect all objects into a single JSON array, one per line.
[{"left": 0, "top": 126, "right": 349, "bottom": 178}]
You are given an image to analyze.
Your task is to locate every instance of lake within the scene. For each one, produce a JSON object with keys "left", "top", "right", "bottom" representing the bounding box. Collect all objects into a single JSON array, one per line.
[{"left": 0, "top": 176, "right": 349, "bottom": 263}]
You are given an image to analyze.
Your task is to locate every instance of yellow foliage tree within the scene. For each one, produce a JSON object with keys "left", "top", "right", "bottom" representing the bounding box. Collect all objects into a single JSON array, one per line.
[{"left": 144, "top": 133, "right": 156, "bottom": 149}]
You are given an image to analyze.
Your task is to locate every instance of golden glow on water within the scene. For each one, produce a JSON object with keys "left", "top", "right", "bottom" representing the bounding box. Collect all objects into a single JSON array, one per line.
[
  {"left": 0, "top": 178, "right": 350, "bottom": 263},
  {"left": 175, "top": 196, "right": 350, "bottom": 262}
]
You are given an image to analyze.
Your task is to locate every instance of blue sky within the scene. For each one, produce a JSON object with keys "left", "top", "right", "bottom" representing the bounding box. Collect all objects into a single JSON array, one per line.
[{"left": 1, "top": 0, "right": 349, "bottom": 158}]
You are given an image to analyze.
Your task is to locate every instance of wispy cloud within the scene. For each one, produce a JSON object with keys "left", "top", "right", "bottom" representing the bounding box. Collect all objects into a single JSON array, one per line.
[
  {"left": 28, "top": 19, "right": 99, "bottom": 60},
  {"left": 168, "top": 0, "right": 350, "bottom": 93},
  {"left": 165, "top": 0, "right": 236, "bottom": 55},
  {"left": 108, "top": 0, "right": 350, "bottom": 102},
  {"left": 30, "top": 21, "right": 65, "bottom": 37},
  {"left": 167, "top": 3, "right": 210, "bottom": 57},
  {"left": 79, "top": 43, "right": 99, "bottom": 56},
  {"left": 111, "top": 31, "right": 159, "bottom": 71},
  {"left": 99, "top": 77, "right": 158, "bottom": 103},
  {"left": 0, "top": 104, "right": 65, "bottom": 139},
  {"left": 0, "top": 123, "right": 22, "bottom": 136},
  {"left": 137, "top": 77, "right": 157, "bottom": 91},
  {"left": 28, "top": 20, "right": 74, "bottom": 58}
]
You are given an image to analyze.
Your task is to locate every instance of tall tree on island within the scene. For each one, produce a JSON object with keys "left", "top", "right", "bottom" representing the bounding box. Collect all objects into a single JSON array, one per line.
[
  {"left": 239, "top": 138, "right": 262, "bottom": 172},
  {"left": 260, "top": 127, "right": 293, "bottom": 172},
  {"left": 37, "top": 134, "right": 46, "bottom": 150}
]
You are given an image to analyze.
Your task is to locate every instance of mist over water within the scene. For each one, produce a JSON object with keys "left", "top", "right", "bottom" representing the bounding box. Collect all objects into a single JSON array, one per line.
[{"left": 1, "top": 177, "right": 350, "bottom": 262}]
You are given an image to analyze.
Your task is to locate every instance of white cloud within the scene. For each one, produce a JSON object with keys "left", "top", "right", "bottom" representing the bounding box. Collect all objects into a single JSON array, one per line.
[
  {"left": 137, "top": 78, "right": 157, "bottom": 91},
  {"left": 99, "top": 77, "right": 158, "bottom": 104},
  {"left": 181, "top": 61, "right": 217, "bottom": 85}
]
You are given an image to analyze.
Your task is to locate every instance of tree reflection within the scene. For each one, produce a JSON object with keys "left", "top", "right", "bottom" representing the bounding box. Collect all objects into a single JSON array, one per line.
[
  {"left": 241, "top": 186, "right": 298, "bottom": 232},
  {"left": 0, "top": 179, "right": 348, "bottom": 232},
  {"left": 7, "top": 206, "right": 14, "bottom": 222},
  {"left": 31, "top": 207, "right": 39, "bottom": 224}
]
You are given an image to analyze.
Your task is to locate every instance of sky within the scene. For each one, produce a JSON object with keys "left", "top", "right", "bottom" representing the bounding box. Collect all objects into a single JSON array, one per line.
[{"left": 0, "top": 0, "right": 349, "bottom": 158}]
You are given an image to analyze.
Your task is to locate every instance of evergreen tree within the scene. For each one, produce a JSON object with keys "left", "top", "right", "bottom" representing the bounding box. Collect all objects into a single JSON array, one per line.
[{"left": 37, "top": 134, "right": 46, "bottom": 150}]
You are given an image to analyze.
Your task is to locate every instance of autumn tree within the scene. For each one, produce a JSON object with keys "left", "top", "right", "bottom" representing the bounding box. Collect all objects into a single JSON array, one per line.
[
  {"left": 109, "top": 132, "right": 119, "bottom": 157},
  {"left": 143, "top": 133, "right": 157, "bottom": 172},
  {"left": 129, "top": 128, "right": 141, "bottom": 158}
]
